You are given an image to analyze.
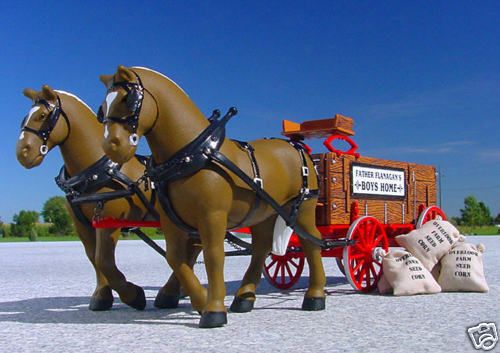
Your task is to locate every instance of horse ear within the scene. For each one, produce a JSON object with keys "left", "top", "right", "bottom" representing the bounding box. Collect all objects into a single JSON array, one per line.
[
  {"left": 41, "top": 85, "right": 57, "bottom": 101},
  {"left": 100, "top": 74, "right": 113, "bottom": 87},
  {"left": 117, "top": 65, "right": 135, "bottom": 82},
  {"left": 23, "top": 88, "right": 38, "bottom": 101}
]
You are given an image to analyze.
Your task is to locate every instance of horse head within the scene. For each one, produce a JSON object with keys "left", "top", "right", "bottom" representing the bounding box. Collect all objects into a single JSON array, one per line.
[
  {"left": 16, "top": 85, "right": 70, "bottom": 168},
  {"left": 98, "top": 65, "right": 158, "bottom": 164}
]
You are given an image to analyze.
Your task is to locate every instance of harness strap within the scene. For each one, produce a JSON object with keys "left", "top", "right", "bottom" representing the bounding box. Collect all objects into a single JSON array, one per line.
[
  {"left": 112, "top": 168, "right": 160, "bottom": 220},
  {"left": 67, "top": 196, "right": 93, "bottom": 229},
  {"left": 230, "top": 140, "right": 262, "bottom": 229},
  {"left": 209, "top": 149, "right": 324, "bottom": 248},
  {"left": 156, "top": 187, "right": 197, "bottom": 234},
  {"left": 287, "top": 142, "right": 313, "bottom": 227}
]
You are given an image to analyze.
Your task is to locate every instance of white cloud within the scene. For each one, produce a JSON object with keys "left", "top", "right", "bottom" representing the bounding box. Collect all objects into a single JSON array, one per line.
[{"left": 479, "top": 149, "right": 500, "bottom": 161}]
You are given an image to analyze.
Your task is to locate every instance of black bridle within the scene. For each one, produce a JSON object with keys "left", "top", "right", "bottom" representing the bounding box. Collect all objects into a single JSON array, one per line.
[
  {"left": 21, "top": 96, "right": 70, "bottom": 155},
  {"left": 97, "top": 73, "right": 145, "bottom": 145}
]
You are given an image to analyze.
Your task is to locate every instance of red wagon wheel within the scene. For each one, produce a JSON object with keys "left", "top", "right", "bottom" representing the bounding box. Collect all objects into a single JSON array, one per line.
[
  {"left": 343, "top": 216, "right": 389, "bottom": 292},
  {"left": 263, "top": 246, "right": 305, "bottom": 290},
  {"left": 416, "top": 206, "right": 447, "bottom": 228}
]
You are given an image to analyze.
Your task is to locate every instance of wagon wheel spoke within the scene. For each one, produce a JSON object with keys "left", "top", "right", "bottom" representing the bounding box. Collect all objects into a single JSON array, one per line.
[
  {"left": 288, "top": 258, "right": 299, "bottom": 269},
  {"left": 280, "top": 262, "right": 286, "bottom": 284},
  {"left": 285, "top": 262, "right": 293, "bottom": 278},
  {"left": 369, "top": 263, "right": 378, "bottom": 280},
  {"left": 349, "top": 252, "right": 365, "bottom": 260},
  {"left": 365, "top": 264, "right": 371, "bottom": 286},
  {"left": 272, "top": 261, "right": 281, "bottom": 281},
  {"left": 369, "top": 222, "right": 377, "bottom": 240},
  {"left": 353, "top": 259, "right": 365, "bottom": 273},
  {"left": 265, "top": 258, "right": 277, "bottom": 271},
  {"left": 356, "top": 266, "right": 368, "bottom": 287}
]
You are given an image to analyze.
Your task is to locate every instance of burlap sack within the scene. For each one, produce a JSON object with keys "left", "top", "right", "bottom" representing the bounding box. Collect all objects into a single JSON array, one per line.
[
  {"left": 431, "top": 263, "right": 441, "bottom": 281},
  {"left": 377, "top": 273, "right": 392, "bottom": 294},
  {"left": 438, "top": 242, "right": 488, "bottom": 292},
  {"left": 383, "top": 249, "right": 441, "bottom": 296},
  {"left": 395, "top": 220, "right": 460, "bottom": 270}
]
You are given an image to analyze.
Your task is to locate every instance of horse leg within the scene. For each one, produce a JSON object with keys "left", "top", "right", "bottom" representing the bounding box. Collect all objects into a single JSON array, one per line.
[
  {"left": 296, "top": 198, "right": 326, "bottom": 310},
  {"left": 230, "top": 215, "right": 276, "bottom": 313},
  {"left": 70, "top": 213, "right": 114, "bottom": 311},
  {"left": 197, "top": 211, "right": 228, "bottom": 328},
  {"left": 154, "top": 238, "right": 202, "bottom": 309},
  {"left": 163, "top": 227, "right": 207, "bottom": 313},
  {"left": 95, "top": 228, "right": 146, "bottom": 310}
]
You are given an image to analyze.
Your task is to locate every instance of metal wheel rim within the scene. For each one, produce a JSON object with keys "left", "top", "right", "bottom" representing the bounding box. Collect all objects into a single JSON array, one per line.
[
  {"left": 343, "top": 216, "right": 388, "bottom": 292},
  {"left": 416, "top": 206, "right": 447, "bottom": 228}
]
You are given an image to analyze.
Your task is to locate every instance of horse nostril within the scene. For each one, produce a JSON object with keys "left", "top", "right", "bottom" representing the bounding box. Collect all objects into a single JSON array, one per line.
[
  {"left": 21, "top": 146, "right": 30, "bottom": 158},
  {"left": 109, "top": 137, "right": 121, "bottom": 151}
]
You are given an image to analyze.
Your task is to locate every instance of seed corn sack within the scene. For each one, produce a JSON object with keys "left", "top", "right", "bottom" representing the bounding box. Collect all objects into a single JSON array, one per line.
[
  {"left": 438, "top": 242, "right": 488, "bottom": 292},
  {"left": 377, "top": 273, "right": 392, "bottom": 294},
  {"left": 395, "top": 220, "right": 460, "bottom": 271},
  {"left": 382, "top": 250, "right": 441, "bottom": 296}
]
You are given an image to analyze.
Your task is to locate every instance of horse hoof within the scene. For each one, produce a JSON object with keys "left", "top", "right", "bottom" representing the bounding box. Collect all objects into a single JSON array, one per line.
[
  {"left": 301, "top": 297, "right": 325, "bottom": 311},
  {"left": 89, "top": 296, "right": 113, "bottom": 311},
  {"left": 199, "top": 312, "right": 227, "bottom": 328},
  {"left": 154, "top": 292, "right": 180, "bottom": 309},
  {"left": 124, "top": 285, "right": 146, "bottom": 310},
  {"left": 229, "top": 296, "right": 254, "bottom": 313}
]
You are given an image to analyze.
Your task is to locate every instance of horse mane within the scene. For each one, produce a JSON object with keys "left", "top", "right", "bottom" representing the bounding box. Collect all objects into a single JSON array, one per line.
[
  {"left": 131, "top": 66, "right": 189, "bottom": 97},
  {"left": 55, "top": 90, "right": 96, "bottom": 115}
]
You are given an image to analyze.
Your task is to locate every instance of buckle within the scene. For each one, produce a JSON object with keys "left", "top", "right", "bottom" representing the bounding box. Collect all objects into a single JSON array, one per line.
[
  {"left": 253, "top": 178, "right": 263, "bottom": 189},
  {"left": 302, "top": 166, "right": 309, "bottom": 176}
]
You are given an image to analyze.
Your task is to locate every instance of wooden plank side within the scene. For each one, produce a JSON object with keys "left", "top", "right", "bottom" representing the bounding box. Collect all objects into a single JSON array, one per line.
[
  {"left": 313, "top": 152, "right": 436, "bottom": 225},
  {"left": 413, "top": 164, "right": 436, "bottom": 182},
  {"left": 352, "top": 200, "right": 407, "bottom": 224}
]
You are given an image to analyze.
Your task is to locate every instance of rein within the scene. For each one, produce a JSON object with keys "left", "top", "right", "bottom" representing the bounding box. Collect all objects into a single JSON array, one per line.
[{"left": 21, "top": 96, "right": 70, "bottom": 155}]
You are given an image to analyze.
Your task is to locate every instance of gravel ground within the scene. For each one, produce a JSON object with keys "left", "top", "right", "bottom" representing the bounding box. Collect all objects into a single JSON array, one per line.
[{"left": 0, "top": 236, "right": 499, "bottom": 353}]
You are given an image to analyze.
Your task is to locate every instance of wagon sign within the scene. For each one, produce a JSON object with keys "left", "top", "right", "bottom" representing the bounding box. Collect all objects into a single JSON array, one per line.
[{"left": 351, "top": 163, "right": 406, "bottom": 199}]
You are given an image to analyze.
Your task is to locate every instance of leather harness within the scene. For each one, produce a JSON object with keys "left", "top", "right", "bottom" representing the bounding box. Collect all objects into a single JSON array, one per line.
[
  {"left": 101, "top": 71, "right": 345, "bottom": 249},
  {"left": 55, "top": 155, "right": 159, "bottom": 228},
  {"left": 145, "top": 108, "right": 328, "bottom": 248}
]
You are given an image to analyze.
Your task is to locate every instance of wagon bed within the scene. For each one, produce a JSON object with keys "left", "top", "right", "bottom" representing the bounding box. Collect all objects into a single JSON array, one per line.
[{"left": 263, "top": 115, "right": 445, "bottom": 291}]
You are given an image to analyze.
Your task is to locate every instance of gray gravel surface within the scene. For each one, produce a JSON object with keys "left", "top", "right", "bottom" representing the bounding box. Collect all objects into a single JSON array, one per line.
[{"left": 0, "top": 236, "right": 499, "bottom": 353}]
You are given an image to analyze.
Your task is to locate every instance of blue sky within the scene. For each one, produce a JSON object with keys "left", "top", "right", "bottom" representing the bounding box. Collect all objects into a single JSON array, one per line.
[{"left": 1, "top": 1, "right": 499, "bottom": 222}]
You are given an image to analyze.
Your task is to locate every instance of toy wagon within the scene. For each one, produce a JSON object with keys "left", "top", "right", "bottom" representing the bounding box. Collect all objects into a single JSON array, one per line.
[
  {"left": 262, "top": 114, "right": 446, "bottom": 291},
  {"left": 92, "top": 114, "right": 446, "bottom": 293}
]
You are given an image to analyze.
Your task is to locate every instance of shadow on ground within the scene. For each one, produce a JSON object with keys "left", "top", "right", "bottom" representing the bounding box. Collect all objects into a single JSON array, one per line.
[{"left": 0, "top": 276, "right": 350, "bottom": 326}]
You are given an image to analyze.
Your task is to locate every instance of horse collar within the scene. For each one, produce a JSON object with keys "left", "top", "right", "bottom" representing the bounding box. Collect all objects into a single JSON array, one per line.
[
  {"left": 55, "top": 156, "right": 119, "bottom": 196},
  {"left": 146, "top": 108, "right": 237, "bottom": 185}
]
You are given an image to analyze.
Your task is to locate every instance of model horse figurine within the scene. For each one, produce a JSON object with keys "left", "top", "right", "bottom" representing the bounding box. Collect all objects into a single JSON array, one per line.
[
  {"left": 16, "top": 85, "right": 199, "bottom": 311},
  {"left": 98, "top": 66, "right": 327, "bottom": 328}
]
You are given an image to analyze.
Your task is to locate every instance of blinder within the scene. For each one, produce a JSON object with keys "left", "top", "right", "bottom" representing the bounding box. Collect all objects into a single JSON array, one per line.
[
  {"left": 96, "top": 72, "right": 144, "bottom": 139},
  {"left": 21, "top": 97, "right": 68, "bottom": 155}
]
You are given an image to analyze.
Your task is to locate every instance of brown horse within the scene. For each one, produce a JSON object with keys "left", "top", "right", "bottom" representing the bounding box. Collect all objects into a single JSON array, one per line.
[
  {"left": 99, "top": 66, "right": 326, "bottom": 328},
  {"left": 16, "top": 85, "right": 199, "bottom": 311}
]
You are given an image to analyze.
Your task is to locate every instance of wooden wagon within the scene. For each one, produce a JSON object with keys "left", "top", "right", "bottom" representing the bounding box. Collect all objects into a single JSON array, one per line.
[
  {"left": 93, "top": 114, "right": 446, "bottom": 293},
  {"left": 262, "top": 114, "right": 446, "bottom": 291}
]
